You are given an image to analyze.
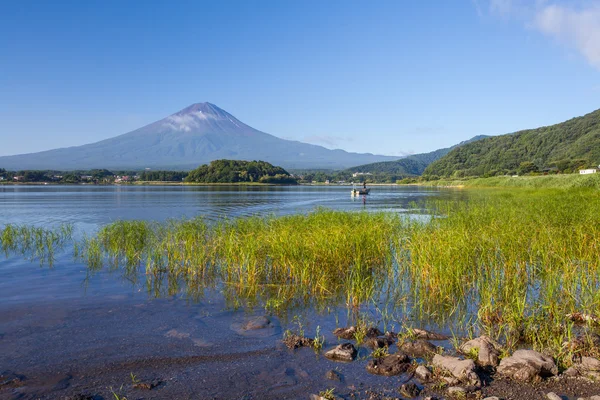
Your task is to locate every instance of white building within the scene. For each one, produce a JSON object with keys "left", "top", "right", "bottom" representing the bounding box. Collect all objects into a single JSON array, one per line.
[{"left": 579, "top": 169, "right": 598, "bottom": 175}]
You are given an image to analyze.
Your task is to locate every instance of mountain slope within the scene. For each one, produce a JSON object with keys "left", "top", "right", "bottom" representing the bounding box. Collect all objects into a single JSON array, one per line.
[
  {"left": 424, "top": 109, "right": 600, "bottom": 178},
  {"left": 0, "top": 103, "right": 398, "bottom": 170},
  {"left": 346, "top": 135, "right": 488, "bottom": 176}
]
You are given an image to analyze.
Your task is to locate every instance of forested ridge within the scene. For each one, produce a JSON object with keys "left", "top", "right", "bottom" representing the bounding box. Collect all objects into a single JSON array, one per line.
[{"left": 424, "top": 109, "right": 600, "bottom": 178}]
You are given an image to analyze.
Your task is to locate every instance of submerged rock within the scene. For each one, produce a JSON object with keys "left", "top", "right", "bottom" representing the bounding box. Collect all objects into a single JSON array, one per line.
[
  {"left": 325, "top": 369, "right": 343, "bottom": 381},
  {"left": 366, "top": 352, "right": 411, "bottom": 376},
  {"left": 432, "top": 354, "right": 481, "bottom": 387},
  {"left": 459, "top": 335, "right": 502, "bottom": 367},
  {"left": 400, "top": 339, "right": 437, "bottom": 357},
  {"left": 283, "top": 333, "right": 314, "bottom": 349},
  {"left": 497, "top": 349, "right": 558, "bottom": 382},
  {"left": 412, "top": 328, "right": 449, "bottom": 341},
  {"left": 324, "top": 343, "right": 357, "bottom": 362},
  {"left": 399, "top": 382, "right": 421, "bottom": 398},
  {"left": 230, "top": 315, "right": 281, "bottom": 337}
]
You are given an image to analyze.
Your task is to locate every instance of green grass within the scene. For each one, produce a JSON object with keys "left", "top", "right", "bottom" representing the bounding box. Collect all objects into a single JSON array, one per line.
[
  {"left": 415, "top": 173, "right": 600, "bottom": 189},
  {"left": 0, "top": 223, "right": 72, "bottom": 266}
]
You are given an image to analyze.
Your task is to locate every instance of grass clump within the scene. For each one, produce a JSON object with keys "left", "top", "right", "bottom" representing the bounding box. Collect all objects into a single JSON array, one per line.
[{"left": 0, "top": 223, "right": 72, "bottom": 266}]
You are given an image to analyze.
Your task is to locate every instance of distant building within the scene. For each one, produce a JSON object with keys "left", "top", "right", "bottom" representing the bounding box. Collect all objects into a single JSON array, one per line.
[
  {"left": 352, "top": 172, "right": 372, "bottom": 178},
  {"left": 579, "top": 169, "right": 598, "bottom": 175},
  {"left": 0, "top": 177, "right": 4, "bottom": 181}
]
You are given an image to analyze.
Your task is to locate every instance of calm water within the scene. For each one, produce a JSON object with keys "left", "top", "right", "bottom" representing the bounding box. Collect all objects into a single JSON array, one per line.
[{"left": 0, "top": 185, "right": 461, "bottom": 400}]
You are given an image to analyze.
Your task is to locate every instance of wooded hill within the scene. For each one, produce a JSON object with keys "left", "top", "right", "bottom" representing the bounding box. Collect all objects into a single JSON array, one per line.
[
  {"left": 184, "top": 160, "right": 297, "bottom": 184},
  {"left": 347, "top": 135, "right": 488, "bottom": 176},
  {"left": 424, "top": 109, "right": 600, "bottom": 178}
]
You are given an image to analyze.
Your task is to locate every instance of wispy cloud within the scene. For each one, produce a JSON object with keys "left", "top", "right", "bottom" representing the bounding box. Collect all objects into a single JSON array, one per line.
[
  {"left": 533, "top": 3, "right": 600, "bottom": 70},
  {"left": 302, "top": 135, "right": 353, "bottom": 147},
  {"left": 473, "top": 1, "right": 600, "bottom": 71}
]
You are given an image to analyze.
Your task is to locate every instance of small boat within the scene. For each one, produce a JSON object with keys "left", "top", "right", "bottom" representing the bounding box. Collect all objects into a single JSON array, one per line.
[
  {"left": 351, "top": 183, "right": 371, "bottom": 196},
  {"left": 351, "top": 188, "right": 370, "bottom": 196}
]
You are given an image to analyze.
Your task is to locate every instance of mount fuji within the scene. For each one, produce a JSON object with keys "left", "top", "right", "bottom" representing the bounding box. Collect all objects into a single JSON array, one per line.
[{"left": 0, "top": 103, "right": 398, "bottom": 170}]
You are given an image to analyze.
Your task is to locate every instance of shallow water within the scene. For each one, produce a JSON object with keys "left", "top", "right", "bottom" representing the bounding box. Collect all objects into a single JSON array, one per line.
[{"left": 0, "top": 184, "right": 463, "bottom": 399}]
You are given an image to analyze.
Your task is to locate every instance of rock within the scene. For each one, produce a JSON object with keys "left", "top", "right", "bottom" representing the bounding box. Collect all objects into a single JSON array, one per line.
[
  {"left": 283, "top": 333, "right": 313, "bottom": 349},
  {"left": 400, "top": 339, "right": 437, "bottom": 357},
  {"left": 433, "top": 354, "right": 481, "bottom": 387},
  {"left": 415, "top": 365, "right": 433, "bottom": 382},
  {"left": 244, "top": 316, "right": 272, "bottom": 330},
  {"left": 459, "top": 335, "right": 502, "bottom": 367},
  {"left": 325, "top": 369, "right": 343, "bottom": 381},
  {"left": 447, "top": 386, "right": 467, "bottom": 396},
  {"left": 497, "top": 349, "right": 558, "bottom": 382},
  {"left": 483, "top": 397, "right": 502, "bottom": 400},
  {"left": 412, "top": 328, "right": 449, "bottom": 340},
  {"left": 399, "top": 382, "right": 421, "bottom": 398},
  {"left": 366, "top": 353, "right": 411, "bottom": 376},
  {"left": 589, "top": 396, "right": 600, "bottom": 400},
  {"left": 133, "top": 381, "right": 159, "bottom": 390},
  {"left": 324, "top": 343, "right": 357, "bottom": 362},
  {"left": 230, "top": 315, "right": 281, "bottom": 337},
  {"left": 65, "top": 395, "right": 94, "bottom": 400},
  {"left": 333, "top": 326, "right": 357, "bottom": 340},
  {"left": 567, "top": 356, "right": 600, "bottom": 379},
  {"left": 581, "top": 356, "right": 600, "bottom": 371},
  {"left": 332, "top": 326, "right": 382, "bottom": 340},
  {"left": 546, "top": 393, "right": 562, "bottom": 400},
  {"left": 562, "top": 366, "right": 579, "bottom": 377},
  {"left": 310, "top": 394, "right": 343, "bottom": 400},
  {"left": 365, "top": 336, "right": 394, "bottom": 349},
  {"left": 0, "top": 371, "right": 25, "bottom": 388},
  {"left": 443, "top": 376, "right": 460, "bottom": 386}
]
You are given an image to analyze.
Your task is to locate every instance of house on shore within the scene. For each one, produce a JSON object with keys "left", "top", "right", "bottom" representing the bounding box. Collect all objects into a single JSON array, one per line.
[{"left": 579, "top": 169, "right": 598, "bottom": 175}]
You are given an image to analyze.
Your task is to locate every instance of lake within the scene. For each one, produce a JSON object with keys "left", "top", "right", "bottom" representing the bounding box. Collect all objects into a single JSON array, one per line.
[{"left": 0, "top": 185, "right": 460, "bottom": 399}]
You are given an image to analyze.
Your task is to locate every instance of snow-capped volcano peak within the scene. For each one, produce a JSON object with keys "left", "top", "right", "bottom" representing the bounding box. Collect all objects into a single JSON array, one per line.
[{"left": 162, "top": 102, "right": 241, "bottom": 132}]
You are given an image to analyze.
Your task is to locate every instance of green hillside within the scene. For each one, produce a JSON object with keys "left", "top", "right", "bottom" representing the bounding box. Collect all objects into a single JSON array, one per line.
[
  {"left": 185, "top": 159, "right": 297, "bottom": 184},
  {"left": 424, "top": 109, "right": 600, "bottom": 178},
  {"left": 347, "top": 135, "right": 488, "bottom": 176}
]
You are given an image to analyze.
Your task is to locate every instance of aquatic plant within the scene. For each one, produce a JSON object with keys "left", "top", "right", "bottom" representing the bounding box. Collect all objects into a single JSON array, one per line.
[{"left": 0, "top": 223, "right": 72, "bottom": 266}]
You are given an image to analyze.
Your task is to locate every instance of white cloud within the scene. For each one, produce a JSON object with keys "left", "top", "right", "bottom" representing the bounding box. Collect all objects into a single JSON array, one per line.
[
  {"left": 533, "top": 3, "right": 600, "bottom": 70},
  {"left": 163, "top": 111, "right": 218, "bottom": 132},
  {"left": 302, "top": 135, "right": 353, "bottom": 148},
  {"left": 474, "top": 1, "right": 600, "bottom": 71},
  {"left": 489, "top": 0, "right": 513, "bottom": 16}
]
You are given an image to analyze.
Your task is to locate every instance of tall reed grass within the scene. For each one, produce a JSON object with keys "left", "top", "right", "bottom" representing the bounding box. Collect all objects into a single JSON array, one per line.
[{"left": 5, "top": 188, "right": 600, "bottom": 364}]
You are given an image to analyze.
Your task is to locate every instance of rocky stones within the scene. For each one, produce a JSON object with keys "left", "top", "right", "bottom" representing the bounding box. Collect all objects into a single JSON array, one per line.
[
  {"left": 497, "top": 349, "right": 558, "bottom": 382},
  {"left": 333, "top": 326, "right": 357, "bottom": 340},
  {"left": 133, "top": 380, "right": 160, "bottom": 390},
  {"left": 333, "top": 326, "right": 382, "bottom": 340},
  {"left": 365, "top": 335, "right": 394, "bottom": 349},
  {"left": 459, "top": 335, "right": 502, "bottom": 367},
  {"left": 282, "top": 333, "right": 313, "bottom": 349},
  {"left": 400, "top": 339, "right": 437, "bottom": 357},
  {"left": 432, "top": 354, "right": 481, "bottom": 387},
  {"left": 324, "top": 343, "right": 357, "bottom": 362},
  {"left": 399, "top": 382, "right": 421, "bottom": 398},
  {"left": 563, "top": 356, "right": 600, "bottom": 379},
  {"left": 366, "top": 352, "right": 411, "bottom": 376},
  {"left": 415, "top": 365, "right": 433, "bottom": 382},
  {"left": 325, "top": 369, "right": 343, "bottom": 381},
  {"left": 412, "top": 328, "right": 449, "bottom": 340}
]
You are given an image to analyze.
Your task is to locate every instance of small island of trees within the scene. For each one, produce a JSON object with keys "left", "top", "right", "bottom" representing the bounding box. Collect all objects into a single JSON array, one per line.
[{"left": 184, "top": 160, "right": 297, "bottom": 184}]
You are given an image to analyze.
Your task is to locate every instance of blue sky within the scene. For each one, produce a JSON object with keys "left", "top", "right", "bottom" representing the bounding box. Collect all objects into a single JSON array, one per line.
[{"left": 1, "top": 0, "right": 599, "bottom": 158}]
